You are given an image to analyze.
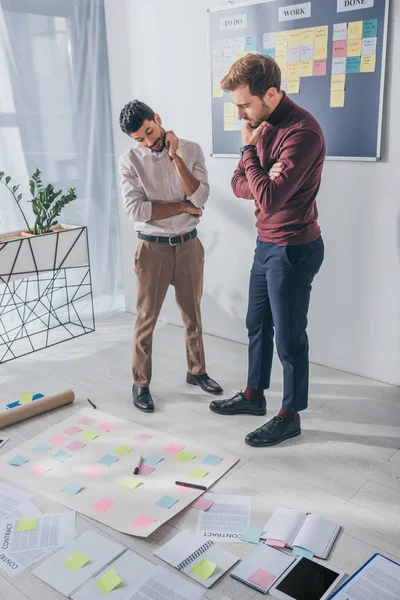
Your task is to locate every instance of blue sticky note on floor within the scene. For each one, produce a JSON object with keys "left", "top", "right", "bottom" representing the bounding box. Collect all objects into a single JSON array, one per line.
[
  {"left": 8, "top": 454, "right": 28, "bottom": 467},
  {"left": 6, "top": 401, "right": 20, "bottom": 409},
  {"left": 156, "top": 495, "right": 179, "bottom": 509},
  {"left": 293, "top": 546, "right": 314, "bottom": 560},
  {"left": 98, "top": 454, "right": 119, "bottom": 466},
  {"left": 51, "top": 450, "right": 72, "bottom": 463},
  {"left": 62, "top": 482, "right": 84, "bottom": 496},
  {"left": 240, "top": 527, "right": 262, "bottom": 544},
  {"left": 32, "top": 393, "right": 44, "bottom": 401},
  {"left": 346, "top": 56, "right": 361, "bottom": 74},
  {"left": 143, "top": 454, "right": 164, "bottom": 466},
  {"left": 32, "top": 443, "right": 52, "bottom": 454},
  {"left": 203, "top": 454, "right": 222, "bottom": 466}
]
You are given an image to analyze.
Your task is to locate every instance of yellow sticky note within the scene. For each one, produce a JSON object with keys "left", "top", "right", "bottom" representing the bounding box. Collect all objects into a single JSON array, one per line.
[
  {"left": 223, "top": 102, "right": 236, "bottom": 117},
  {"left": 314, "top": 26, "right": 328, "bottom": 60},
  {"left": 80, "top": 431, "right": 98, "bottom": 442},
  {"left": 175, "top": 450, "right": 196, "bottom": 463},
  {"left": 63, "top": 551, "right": 89, "bottom": 573},
  {"left": 288, "top": 62, "right": 301, "bottom": 78},
  {"left": 288, "top": 29, "right": 302, "bottom": 46},
  {"left": 360, "top": 55, "right": 376, "bottom": 73},
  {"left": 119, "top": 476, "right": 143, "bottom": 491},
  {"left": 114, "top": 445, "right": 132, "bottom": 456},
  {"left": 347, "top": 39, "right": 362, "bottom": 57},
  {"left": 20, "top": 392, "right": 33, "bottom": 404},
  {"left": 16, "top": 517, "right": 37, "bottom": 532},
  {"left": 213, "top": 83, "right": 223, "bottom": 98},
  {"left": 331, "top": 74, "right": 346, "bottom": 91},
  {"left": 234, "top": 52, "right": 247, "bottom": 61},
  {"left": 301, "top": 28, "right": 315, "bottom": 45},
  {"left": 330, "top": 91, "right": 345, "bottom": 108},
  {"left": 276, "top": 30, "right": 288, "bottom": 47},
  {"left": 287, "top": 78, "right": 300, "bottom": 94},
  {"left": 224, "top": 119, "right": 235, "bottom": 131},
  {"left": 348, "top": 21, "right": 363, "bottom": 40},
  {"left": 188, "top": 468, "right": 208, "bottom": 480},
  {"left": 95, "top": 569, "right": 123, "bottom": 594},
  {"left": 299, "top": 60, "right": 313, "bottom": 77},
  {"left": 190, "top": 559, "right": 217, "bottom": 581},
  {"left": 280, "top": 64, "right": 288, "bottom": 79}
]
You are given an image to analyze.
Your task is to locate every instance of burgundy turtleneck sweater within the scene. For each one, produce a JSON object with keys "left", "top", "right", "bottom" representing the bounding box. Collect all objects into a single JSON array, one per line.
[{"left": 232, "top": 93, "right": 326, "bottom": 246}]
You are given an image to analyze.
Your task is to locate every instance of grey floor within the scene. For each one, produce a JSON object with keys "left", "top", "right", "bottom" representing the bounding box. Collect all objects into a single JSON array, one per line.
[{"left": 1, "top": 311, "right": 399, "bottom": 599}]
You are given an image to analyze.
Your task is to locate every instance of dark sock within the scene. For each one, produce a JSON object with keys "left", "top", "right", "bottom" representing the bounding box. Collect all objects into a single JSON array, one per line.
[
  {"left": 243, "top": 386, "right": 264, "bottom": 402},
  {"left": 278, "top": 408, "right": 298, "bottom": 423}
]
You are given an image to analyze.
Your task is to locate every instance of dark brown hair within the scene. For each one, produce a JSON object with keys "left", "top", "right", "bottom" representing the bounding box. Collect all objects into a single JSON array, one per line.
[{"left": 221, "top": 53, "right": 281, "bottom": 96}]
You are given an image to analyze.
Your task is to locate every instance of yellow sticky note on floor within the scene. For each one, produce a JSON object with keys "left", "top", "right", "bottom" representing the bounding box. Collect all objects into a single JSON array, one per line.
[
  {"left": 330, "top": 91, "right": 345, "bottom": 108},
  {"left": 188, "top": 468, "right": 208, "bottom": 480},
  {"left": 190, "top": 559, "right": 217, "bottom": 580},
  {"left": 287, "top": 78, "right": 300, "bottom": 94},
  {"left": 360, "top": 55, "right": 376, "bottom": 73},
  {"left": 348, "top": 20, "right": 363, "bottom": 40},
  {"left": 331, "top": 74, "right": 346, "bottom": 91},
  {"left": 95, "top": 569, "right": 122, "bottom": 594},
  {"left": 63, "top": 550, "right": 89, "bottom": 573},
  {"left": 175, "top": 450, "right": 196, "bottom": 463},
  {"left": 114, "top": 445, "right": 132, "bottom": 456},
  {"left": 119, "top": 476, "right": 143, "bottom": 491},
  {"left": 16, "top": 517, "right": 37, "bottom": 532},
  {"left": 80, "top": 431, "right": 98, "bottom": 442},
  {"left": 20, "top": 392, "right": 33, "bottom": 404}
]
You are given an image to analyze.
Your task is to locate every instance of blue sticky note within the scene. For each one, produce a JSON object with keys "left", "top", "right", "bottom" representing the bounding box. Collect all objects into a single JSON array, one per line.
[
  {"left": 32, "top": 393, "right": 44, "bottom": 401},
  {"left": 156, "top": 495, "right": 179, "bottom": 509},
  {"left": 293, "top": 546, "right": 314, "bottom": 560},
  {"left": 263, "top": 48, "right": 276, "bottom": 60},
  {"left": 51, "top": 450, "right": 72, "bottom": 463},
  {"left": 203, "top": 454, "right": 223, "bottom": 466},
  {"left": 8, "top": 454, "right": 28, "bottom": 467},
  {"left": 245, "top": 35, "right": 257, "bottom": 51},
  {"left": 240, "top": 526, "right": 262, "bottom": 544},
  {"left": 346, "top": 56, "right": 361, "bottom": 74},
  {"left": 98, "top": 454, "right": 119, "bottom": 466},
  {"left": 62, "top": 482, "right": 84, "bottom": 496},
  {"left": 363, "top": 19, "right": 378, "bottom": 39},
  {"left": 6, "top": 401, "right": 20, "bottom": 410},
  {"left": 143, "top": 454, "right": 164, "bottom": 466},
  {"left": 32, "top": 443, "right": 52, "bottom": 454}
]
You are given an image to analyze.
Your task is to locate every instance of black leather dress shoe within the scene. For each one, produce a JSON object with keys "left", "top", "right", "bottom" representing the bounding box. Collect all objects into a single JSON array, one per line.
[
  {"left": 245, "top": 415, "right": 301, "bottom": 447},
  {"left": 186, "top": 372, "right": 223, "bottom": 395},
  {"left": 209, "top": 391, "right": 266, "bottom": 416},
  {"left": 132, "top": 385, "right": 154, "bottom": 412}
]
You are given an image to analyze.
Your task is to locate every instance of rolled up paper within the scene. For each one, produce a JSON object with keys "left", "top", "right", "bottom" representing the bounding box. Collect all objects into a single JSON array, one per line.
[{"left": 0, "top": 390, "right": 75, "bottom": 429}]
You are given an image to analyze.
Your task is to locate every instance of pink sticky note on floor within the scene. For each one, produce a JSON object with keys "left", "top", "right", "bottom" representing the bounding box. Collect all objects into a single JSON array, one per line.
[
  {"left": 191, "top": 497, "right": 214, "bottom": 511},
  {"left": 134, "top": 433, "right": 153, "bottom": 443},
  {"left": 313, "top": 59, "right": 327, "bottom": 76},
  {"left": 174, "top": 484, "right": 190, "bottom": 493},
  {"left": 92, "top": 498, "right": 115, "bottom": 512},
  {"left": 165, "top": 443, "right": 185, "bottom": 454},
  {"left": 79, "top": 417, "right": 96, "bottom": 426},
  {"left": 333, "top": 41, "right": 347, "bottom": 58},
  {"left": 138, "top": 463, "right": 155, "bottom": 476},
  {"left": 132, "top": 516, "right": 157, "bottom": 528},
  {"left": 67, "top": 441, "right": 86, "bottom": 451},
  {"left": 84, "top": 465, "right": 104, "bottom": 477},
  {"left": 64, "top": 426, "right": 82, "bottom": 435},
  {"left": 248, "top": 568, "right": 275, "bottom": 589},
  {"left": 48, "top": 435, "right": 67, "bottom": 445},
  {"left": 30, "top": 464, "right": 52, "bottom": 476},
  {"left": 99, "top": 422, "right": 116, "bottom": 432},
  {"left": 265, "top": 538, "right": 286, "bottom": 548}
]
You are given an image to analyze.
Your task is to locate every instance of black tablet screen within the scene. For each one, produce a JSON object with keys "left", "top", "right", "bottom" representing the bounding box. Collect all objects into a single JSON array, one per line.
[{"left": 276, "top": 558, "right": 339, "bottom": 600}]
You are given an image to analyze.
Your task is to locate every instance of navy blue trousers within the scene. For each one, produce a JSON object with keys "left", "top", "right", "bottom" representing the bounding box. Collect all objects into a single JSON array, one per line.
[{"left": 246, "top": 236, "right": 324, "bottom": 413}]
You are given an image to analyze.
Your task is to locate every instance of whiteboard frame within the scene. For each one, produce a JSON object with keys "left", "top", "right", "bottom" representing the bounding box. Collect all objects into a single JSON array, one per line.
[{"left": 207, "top": 0, "right": 390, "bottom": 162}]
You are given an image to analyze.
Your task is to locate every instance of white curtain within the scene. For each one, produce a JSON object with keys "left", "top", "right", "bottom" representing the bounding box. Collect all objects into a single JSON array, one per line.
[{"left": 0, "top": 0, "right": 124, "bottom": 314}]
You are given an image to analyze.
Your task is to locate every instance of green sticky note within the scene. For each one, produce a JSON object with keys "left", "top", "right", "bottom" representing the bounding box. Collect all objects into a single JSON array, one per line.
[
  {"left": 95, "top": 569, "right": 123, "bottom": 594},
  {"left": 188, "top": 468, "right": 208, "bottom": 480},
  {"left": 114, "top": 444, "right": 133, "bottom": 456},
  {"left": 19, "top": 392, "right": 33, "bottom": 404},
  {"left": 190, "top": 558, "right": 216, "bottom": 580},
  {"left": 63, "top": 550, "right": 89, "bottom": 572},
  {"left": 119, "top": 476, "right": 143, "bottom": 491},
  {"left": 80, "top": 430, "right": 98, "bottom": 442},
  {"left": 16, "top": 517, "right": 38, "bottom": 532},
  {"left": 175, "top": 450, "right": 196, "bottom": 463}
]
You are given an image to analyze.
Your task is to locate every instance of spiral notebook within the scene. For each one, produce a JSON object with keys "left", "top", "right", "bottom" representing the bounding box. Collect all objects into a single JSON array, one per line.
[
  {"left": 230, "top": 544, "right": 296, "bottom": 594},
  {"left": 154, "top": 530, "right": 239, "bottom": 588}
]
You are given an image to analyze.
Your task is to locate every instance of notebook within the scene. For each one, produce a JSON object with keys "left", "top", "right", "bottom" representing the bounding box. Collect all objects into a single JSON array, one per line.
[
  {"left": 154, "top": 529, "right": 239, "bottom": 588},
  {"left": 261, "top": 509, "right": 341, "bottom": 559},
  {"left": 33, "top": 531, "right": 155, "bottom": 599},
  {"left": 230, "top": 544, "right": 296, "bottom": 594}
]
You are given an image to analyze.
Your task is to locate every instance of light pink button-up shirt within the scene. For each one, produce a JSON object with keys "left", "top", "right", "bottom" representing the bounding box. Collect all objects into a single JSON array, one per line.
[{"left": 119, "top": 139, "right": 209, "bottom": 236}]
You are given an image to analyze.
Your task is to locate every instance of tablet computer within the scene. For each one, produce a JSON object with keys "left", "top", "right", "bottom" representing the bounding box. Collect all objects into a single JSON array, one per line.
[{"left": 270, "top": 556, "right": 344, "bottom": 600}]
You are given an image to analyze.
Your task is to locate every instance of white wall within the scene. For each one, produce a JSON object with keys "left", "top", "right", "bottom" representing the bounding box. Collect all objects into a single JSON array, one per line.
[{"left": 105, "top": 0, "right": 400, "bottom": 387}]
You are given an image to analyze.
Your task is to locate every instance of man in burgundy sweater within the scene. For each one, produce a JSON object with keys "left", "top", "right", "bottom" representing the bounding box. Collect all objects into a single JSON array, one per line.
[{"left": 210, "top": 54, "right": 325, "bottom": 447}]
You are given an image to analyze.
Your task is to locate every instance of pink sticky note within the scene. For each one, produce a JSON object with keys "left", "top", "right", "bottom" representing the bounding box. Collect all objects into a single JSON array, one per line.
[
  {"left": 134, "top": 433, "right": 153, "bottom": 443},
  {"left": 191, "top": 497, "right": 214, "bottom": 511},
  {"left": 333, "top": 41, "right": 347, "bottom": 58},
  {"left": 99, "top": 422, "right": 116, "bottom": 432},
  {"left": 174, "top": 484, "right": 190, "bottom": 493},
  {"left": 84, "top": 465, "right": 104, "bottom": 477},
  {"left": 138, "top": 463, "right": 155, "bottom": 476},
  {"left": 92, "top": 497, "right": 115, "bottom": 512},
  {"left": 67, "top": 441, "right": 86, "bottom": 451},
  {"left": 64, "top": 426, "right": 82, "bottom": 435},
  {"left": 48, "top": 435, "right": 67, "bottom": 445},
  {"left": 248, "top": 568, "right": 275, "bottom": 589},
  {"left": 30, "top": 464, "right": 52, "bottom": 476},
  {"left": 265, "top": 538, "right": 286, "bottom": 548},
  {"left": 132, "top": 516, "right": 157, "bottom": 528},
  {"left": 313, "top": 59, "right": 327, "bottom": 76},
  {"left": 79, "top": 417, "right": 96, "bottom": 426},
  {"left": 165, "top": 443, "right": 185, "bottom": 455}
]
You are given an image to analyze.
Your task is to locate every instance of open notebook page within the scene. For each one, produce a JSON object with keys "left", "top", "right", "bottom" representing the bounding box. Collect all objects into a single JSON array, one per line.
[
  {"left": 292, "top": 514, "right": 340, "bottom": 558},
  {"left": 262, "top": 509, "right": 306, "bottom": 545}
]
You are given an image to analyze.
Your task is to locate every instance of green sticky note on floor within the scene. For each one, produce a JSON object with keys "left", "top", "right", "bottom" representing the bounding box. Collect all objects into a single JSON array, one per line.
[
  {"left": 16, "top": 517, "right": 38, "bottom": 532},
  {"left": 80, "top": 430, "right": 98, "bottom": 442},
  {"left": 20, "top": 392, "right": 33, "bottom": 404},
  {"left": 114, "top": 444, "right": 133, "bottom": 456},
  {"left": 95, "top": 569, "right": 123, "bottom": 594},
  {"left": 119, "top": 476, "right": 143, "bottom": 491},
  {"left": 188, "top": 468, "right": 208, "bottom": 480},
  {"left": 63, "top": 550, "right": 89, "bottom": 572},
  {"left": 175, "top": 450, "right": 196, "bottom": 463},
  {"left": 190, "top": 558, "right": 216, "bottom": 580}
]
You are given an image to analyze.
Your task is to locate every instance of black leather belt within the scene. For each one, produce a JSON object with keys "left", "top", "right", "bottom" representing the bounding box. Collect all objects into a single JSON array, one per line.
[{"left": 138, "top": 229, "right": 197, "bottom": 246}]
